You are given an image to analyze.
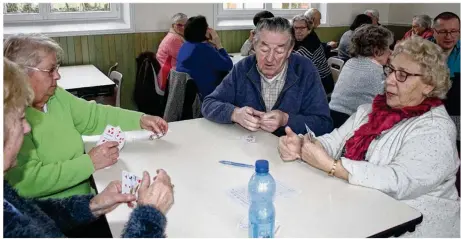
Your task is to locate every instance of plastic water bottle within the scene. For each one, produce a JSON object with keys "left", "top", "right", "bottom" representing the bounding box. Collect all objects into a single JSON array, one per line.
[{"left": 248, "top": 159, "right": 276, "bottom": 238}]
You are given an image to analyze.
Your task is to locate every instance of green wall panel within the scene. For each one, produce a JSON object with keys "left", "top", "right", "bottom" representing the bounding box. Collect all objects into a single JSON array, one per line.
[{"left": 46, "top": 25, "right": 409, "bottom": 110}]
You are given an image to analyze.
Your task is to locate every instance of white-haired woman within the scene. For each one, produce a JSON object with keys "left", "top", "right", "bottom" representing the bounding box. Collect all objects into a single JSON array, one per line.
[
  {"left": 157, "top": 12, "right": 188, "bottom": 91},
  {"left": 402, "top": 15, "right": 433, "bottom": 40},
  {"left": 3, "top": 58, "right": 174, "bottom": 238},
  {"left": 279, "top": 37, "right": 460, "bottom": 237}
]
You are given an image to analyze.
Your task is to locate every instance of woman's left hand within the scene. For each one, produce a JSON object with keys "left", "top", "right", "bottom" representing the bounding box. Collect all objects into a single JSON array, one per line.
[
  {"left": 89, "top": 180, "right": 136, "bottom": 217},
  {"left": 301, "top": 135, "right": 334, "bottom": 172},
  {"left": 140, "top": 114, "right": 169, "bottom": 136}
]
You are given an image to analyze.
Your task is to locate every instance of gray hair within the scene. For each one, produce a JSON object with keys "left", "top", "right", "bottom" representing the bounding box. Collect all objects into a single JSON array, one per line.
[
  {"left": 413, "top": 14, "right": 432, "bottom": 29},
  {"left": 364, "top": 9, "right": 379, "bottom": 19},
  {"left": 292, "top": 14, "right": 314, "bottom": 31},
  {"left": 304, "top": 8, "right": 320, "bottom": 21},
  {"left": 171, "top": 13, "right": 187, "bottom": 24},
  {"left": 4, "top": 33, "right": 63, "bottom": 68},
  {"left": 254, "top": 17, "right": 295, "bottom": 48},
  {"left": 350, "top": 24, "right": 394, "bottom": 57}
]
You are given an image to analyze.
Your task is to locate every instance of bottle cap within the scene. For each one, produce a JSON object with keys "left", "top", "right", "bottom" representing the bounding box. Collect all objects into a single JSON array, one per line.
[{"left": 255, "top": 159, "right": 269, "bottom": 173}]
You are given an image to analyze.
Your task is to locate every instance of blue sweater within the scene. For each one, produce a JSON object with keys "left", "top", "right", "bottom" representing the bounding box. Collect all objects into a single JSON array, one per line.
[
  {"left": 176, "top": 41, "right": 233, "bottom": 99},
  {"left": 201, "top": 53, "right": 333, "bottom": 136},
  {"left": 3, "top": 181, "right": 167, "bottom": 238}
]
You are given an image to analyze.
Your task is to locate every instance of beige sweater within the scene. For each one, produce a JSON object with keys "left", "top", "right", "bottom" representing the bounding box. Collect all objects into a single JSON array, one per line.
[{"left": 318, "top": 104, "right": 460, "bottom": 237}]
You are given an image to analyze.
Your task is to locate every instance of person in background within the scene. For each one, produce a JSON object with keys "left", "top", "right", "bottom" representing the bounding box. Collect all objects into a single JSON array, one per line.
[
  {"left": 329, "top": 24, "right": 393, "bottom": 128},
  {"left": 156, "top": 13, "right": 188, "bottom": 91},
  {"left": 337, "top": 14, "right": 372, "bottom": 61},
  {"left": 279, "top": 37, "right": 460, "bottom": 237},
  {"left": 3, "top": 33, "right": 169, "bottom": 201},
  {"left": 292, "top": 14, "right": 334, "bottom": 94},
  {"left": 202, "top": 17, "right": 333, "bottom": 137},
  {"left": 304, "top": 8, "right": 337, "bottom": 57},
  {"left": 402, "top": 15, "right": 433, "bottom": 41},
  {"left": 240, "top": 10, "right": 274, "bottom": 56},
  {"left": 364, "top": 9, "right": 380, "bottom": 25},
  {"left": 176, "top": 15, "right": 233, "bottom": 100},
  {"left": 3, "top": 58, "right": 174, "bottom": 238}
]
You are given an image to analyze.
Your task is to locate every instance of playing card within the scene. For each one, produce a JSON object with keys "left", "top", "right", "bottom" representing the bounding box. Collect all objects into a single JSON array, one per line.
[
  {"left": 304, "top": 123, "right": 316, "bottom": 142},
  {"left": 122, "top": 170, "right": 133, "bottom": 194},
  {"left": 114, "top": 127, "right": 126, "bottom": 150},
  {"left": 97, "top": 124, "right": 126, "bottom": 150}
]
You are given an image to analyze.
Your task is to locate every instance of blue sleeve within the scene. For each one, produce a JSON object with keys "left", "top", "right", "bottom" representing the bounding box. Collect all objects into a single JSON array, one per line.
[
  {"left": 31, "top": 195, "right": 97, "bottom": 232},
  {"left": 122, "top": 205, "right": 167, "bottom": 238},
  {"left": 201, "top": 66, "right": 238, "bottom": 123},
  {"left": 204, "top": 45, "right": 233, "bottom": 71},
  {"left": 277, "top": 70, "right": 333, "bottom": 137}
]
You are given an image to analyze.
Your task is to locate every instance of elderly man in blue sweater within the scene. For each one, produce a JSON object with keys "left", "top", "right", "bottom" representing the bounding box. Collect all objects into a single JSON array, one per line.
[{"left": 201, "top": 17, "right": 333, "bottom": 137}]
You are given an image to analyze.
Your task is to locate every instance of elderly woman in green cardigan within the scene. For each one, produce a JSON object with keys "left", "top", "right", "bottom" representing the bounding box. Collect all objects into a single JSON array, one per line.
[{"left": 4, "top": 33, "right": 169, "bottom": 200}]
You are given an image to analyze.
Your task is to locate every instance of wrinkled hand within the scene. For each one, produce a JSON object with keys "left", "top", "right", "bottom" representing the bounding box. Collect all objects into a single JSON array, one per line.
[
  {"left": 89, "top": 141, "right": 119, "bottom": 170},
  {"left": 301, "top": 134, "right": 333, "bottom": 172},
  {"left": 278, "top": 127, "right": 302, "bottom": 161},
  {"left": 327, "top": 41, "right": 338, "bottom": 48},
  {"left": 260, "top": 110, "right": 289, "bottom": 133},
  {"left": 137, "top": 170, "right": 174, "bottom": 215},
  {"left": 89, "top": 180, "right": 136, "bottom": 217},
  {"left": 249, "top": 30, "right": 255, "bottom": 42},
  {"left": 231, "top": 106, "right": 265, "bottom": 131},
  {"left": 140, "top": 114, "right": 169, "bottom": 137}
]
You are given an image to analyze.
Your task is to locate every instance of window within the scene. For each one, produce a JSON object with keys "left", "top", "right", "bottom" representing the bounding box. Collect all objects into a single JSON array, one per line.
[
  {"left": 3, "top": 2, "right": 121, "bottom": 23},
  {"left": 215, "top": 2, "right": 324, "bottom": 30}
]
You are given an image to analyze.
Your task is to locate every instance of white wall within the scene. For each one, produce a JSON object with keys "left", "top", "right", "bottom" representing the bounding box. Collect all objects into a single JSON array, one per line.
[
  {"left": 388, "top": 3, "right": 460, "bottom": 25},
  {"left": 326, "top": 3, "right": 390, "bottom": 26},
  {"left": 134, "top": 3, "right": 214, "bottom": 32}
]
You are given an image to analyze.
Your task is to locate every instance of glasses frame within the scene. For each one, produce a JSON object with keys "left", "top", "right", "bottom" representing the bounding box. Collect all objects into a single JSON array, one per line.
[
  {"left": 433, "top": 29, "right": 460, "bottom": 37},
  {"left": 383, "top": 64, "right": 423, "bottom": 83},
  {"left": 24, "top": 64, "right": 60, "bottom": 77}
]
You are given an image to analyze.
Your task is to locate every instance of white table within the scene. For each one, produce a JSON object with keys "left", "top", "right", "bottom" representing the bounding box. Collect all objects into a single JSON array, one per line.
[
  {"left": 86, "top": 118, "right": 422, "bottom": 238},
  {"left": 58, "top": 65, "right": 115, "bottom": 97},
  {"left": 229, "top": 52, "right": 247, "bottom": 65}
]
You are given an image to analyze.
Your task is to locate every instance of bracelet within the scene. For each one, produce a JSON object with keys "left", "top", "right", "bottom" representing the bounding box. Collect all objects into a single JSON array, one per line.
[{"left": 328, "top": 159, "right": 338, "bottom": 177}]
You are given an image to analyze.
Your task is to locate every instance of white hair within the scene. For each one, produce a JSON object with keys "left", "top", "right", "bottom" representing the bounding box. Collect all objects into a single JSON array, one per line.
[
  {"left": 304, "top": 8, "right": 319, "bottom": 20},
  {"left": 171, "top": 13, "right": 187, "bottom": 24},
  {"left": 413, "top": 14, "right": 432, "bottom": 29},
  {"left": 364, "top": 9, "right": 379, "bottom": 19}
]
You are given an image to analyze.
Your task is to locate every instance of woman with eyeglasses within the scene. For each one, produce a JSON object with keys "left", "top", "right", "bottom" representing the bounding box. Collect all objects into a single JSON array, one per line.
[
  {"left": 3, "top": 34, "right": 169, "bottom": 198},
  {"left": 401, "top": 15, "right": 434, "bottom": 41},
  {"left": 157, "top": 13, "right": 188, "bottom": 91},
  {"left": 329, "top": 24, "right": 393, "bottom": 128},
  {"left": 278, "top": 37, "right": 460, "bottom": 237}
]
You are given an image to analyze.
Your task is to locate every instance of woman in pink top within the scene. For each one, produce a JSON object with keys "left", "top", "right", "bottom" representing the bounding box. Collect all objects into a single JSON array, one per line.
[
  {"left": 402, "top": 15, "right": 434, "bottom": 40},
  {"left": 157, "top": 13, "right": 188, "bottom": 91}
]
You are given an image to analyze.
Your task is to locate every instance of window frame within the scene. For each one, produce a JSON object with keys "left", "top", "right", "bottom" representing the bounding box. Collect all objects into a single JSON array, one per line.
[
  {"left": 3, "top": 3, "right": 121, "bottom": 23},
  {"left": 214, "top": 3, "right": 325, "bottom": 30}
]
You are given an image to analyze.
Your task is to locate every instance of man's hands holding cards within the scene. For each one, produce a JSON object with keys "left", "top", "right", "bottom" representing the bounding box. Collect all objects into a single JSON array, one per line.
[
  {"left": 123, "top": 170, "right": 174, "bottom": 215},
  {"left": 231, "top": 107, "right": 288, "bottom": 132}
]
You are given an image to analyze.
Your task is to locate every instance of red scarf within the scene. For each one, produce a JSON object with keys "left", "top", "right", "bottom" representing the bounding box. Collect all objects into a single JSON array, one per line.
[{"left": 344, "top": 94, "right": 443, "bottom": 161}]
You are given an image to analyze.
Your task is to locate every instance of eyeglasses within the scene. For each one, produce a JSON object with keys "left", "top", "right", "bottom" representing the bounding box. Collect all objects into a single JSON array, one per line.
[
  {"left": 25, "top": 64, "right": 60, "bottom": 77},
  {"left": 383, "top": 64, "right": 423, "bottom": 82},
  {"left": 434, "top": 29, "right": 460, "bottom": 37},
  {"left": 175, "top": 23, "right": 185, "bottom": 28},
  {"left": 293, "top": 26, "right": 308, "bottom": 31}
]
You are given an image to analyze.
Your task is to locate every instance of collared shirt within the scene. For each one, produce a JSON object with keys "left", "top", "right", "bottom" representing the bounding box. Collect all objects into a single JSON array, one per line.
[{"left": 258, "top": 64, "right": 288, "bottom": 112}]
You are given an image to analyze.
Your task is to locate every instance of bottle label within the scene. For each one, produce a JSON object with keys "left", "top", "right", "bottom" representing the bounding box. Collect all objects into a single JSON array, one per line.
[{"left": 249, "top": 222, "right": 274, "bottom": 238}]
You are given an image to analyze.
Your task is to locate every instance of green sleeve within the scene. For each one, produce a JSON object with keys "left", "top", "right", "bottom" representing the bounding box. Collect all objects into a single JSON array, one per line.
[
  {"left": 5, "top": 135, "right": 95, "bottom": 198},
  {"left": 58, "top": 88, "right": 143, "bottom": 135}
]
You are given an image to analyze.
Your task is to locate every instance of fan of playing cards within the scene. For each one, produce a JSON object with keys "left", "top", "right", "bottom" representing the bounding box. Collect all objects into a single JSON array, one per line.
[
  {"left": 122, "top": 170, "right": 142, "bottom": 195},
  {"left": 97, "top": 125, "right": 126, "bottom": 150}
]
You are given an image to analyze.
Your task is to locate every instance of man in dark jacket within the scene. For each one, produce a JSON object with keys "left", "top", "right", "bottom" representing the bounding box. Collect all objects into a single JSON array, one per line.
[{"left": 201, "top": 17, "right": 333, "bottom": 137}]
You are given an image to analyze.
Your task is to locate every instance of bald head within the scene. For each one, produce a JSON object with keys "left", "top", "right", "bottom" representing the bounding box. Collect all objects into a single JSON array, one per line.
[{"left": 304, "top": 8, "right": 321, "bottom": 28}]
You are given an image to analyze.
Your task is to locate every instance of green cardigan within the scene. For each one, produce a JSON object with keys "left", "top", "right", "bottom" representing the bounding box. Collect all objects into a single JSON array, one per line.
[{"left": 5, "top": 87, "right": 143, "bottom": 199}]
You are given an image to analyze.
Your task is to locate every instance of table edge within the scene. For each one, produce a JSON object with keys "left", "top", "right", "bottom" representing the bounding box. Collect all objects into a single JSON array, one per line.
[{"left": 368, "top": 213, "right": 423, "bottom": 238}]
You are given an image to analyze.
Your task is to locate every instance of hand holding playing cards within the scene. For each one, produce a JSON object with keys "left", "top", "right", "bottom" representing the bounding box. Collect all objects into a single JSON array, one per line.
[
  {"left": 301, "top": 134, "right": 332, "bottom": 171},
  {"left": 89, "top": 141, "right": 119, "bottom": 170},
  {"left": 137, "top": 170, "right": 174, "bottom": 215},
  {"left": 231, "top": 106, "right": 265, "bottom": 131},
  {"left": 278, "top": 126, "right": 302, "bottom": 161},
  {"left": 140, "top": 114, "right": 169, "bottom": 138},
  {"left": 89, "top": 180, "right": 136, "bottom": 217},
  {"left": 260, "top": 110, "right": 289, "bottom": 133}
]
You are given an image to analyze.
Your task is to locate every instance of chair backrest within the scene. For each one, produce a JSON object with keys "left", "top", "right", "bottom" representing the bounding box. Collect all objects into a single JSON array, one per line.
[
  {"left": 107, "top": 62, "right": 119, "bottom": 77},
  {"left": 109, "top": 70, "right": 123, "bottom": 107},
  {"left": 328, "top": 57, "right": 345, "bottom": 83}
]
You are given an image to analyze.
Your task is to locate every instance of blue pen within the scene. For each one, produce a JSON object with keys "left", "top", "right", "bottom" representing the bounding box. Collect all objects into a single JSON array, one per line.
[{"left": 219, "top": 160, "right": 254, "bottom": 168}]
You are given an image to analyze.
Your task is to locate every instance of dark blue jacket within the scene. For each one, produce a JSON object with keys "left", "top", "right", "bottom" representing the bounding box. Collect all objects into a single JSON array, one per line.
[
  {"left": 201, "top": 53, "right": 333, "bottom": 136},
  {"left": 3, "top": 181, "right": 167, "bottom": 238},
  {"left": 176, "top": 41, "right": 233, "bottom": 100}
]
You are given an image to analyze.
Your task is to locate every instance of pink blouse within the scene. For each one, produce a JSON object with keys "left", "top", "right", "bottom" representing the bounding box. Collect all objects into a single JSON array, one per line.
[{"left": 156, "top": 30, "right": 184, "bottom": 91}]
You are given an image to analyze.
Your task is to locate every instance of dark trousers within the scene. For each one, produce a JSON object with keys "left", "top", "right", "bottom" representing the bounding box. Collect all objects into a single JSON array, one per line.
[
  {"left": 330, "top": 109, "right": 351, "bottom": 129},
  {"left": 64, "top": 215, "right": 112, "bottom": 238}
]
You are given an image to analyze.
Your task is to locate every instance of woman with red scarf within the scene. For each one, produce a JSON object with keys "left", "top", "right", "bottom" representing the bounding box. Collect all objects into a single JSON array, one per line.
[
  {"left": 278, "top": 37, "right": 459, "bottom": 237},
  {"left": 401, "top": 15, "right": 434, "bottom": 41}
]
